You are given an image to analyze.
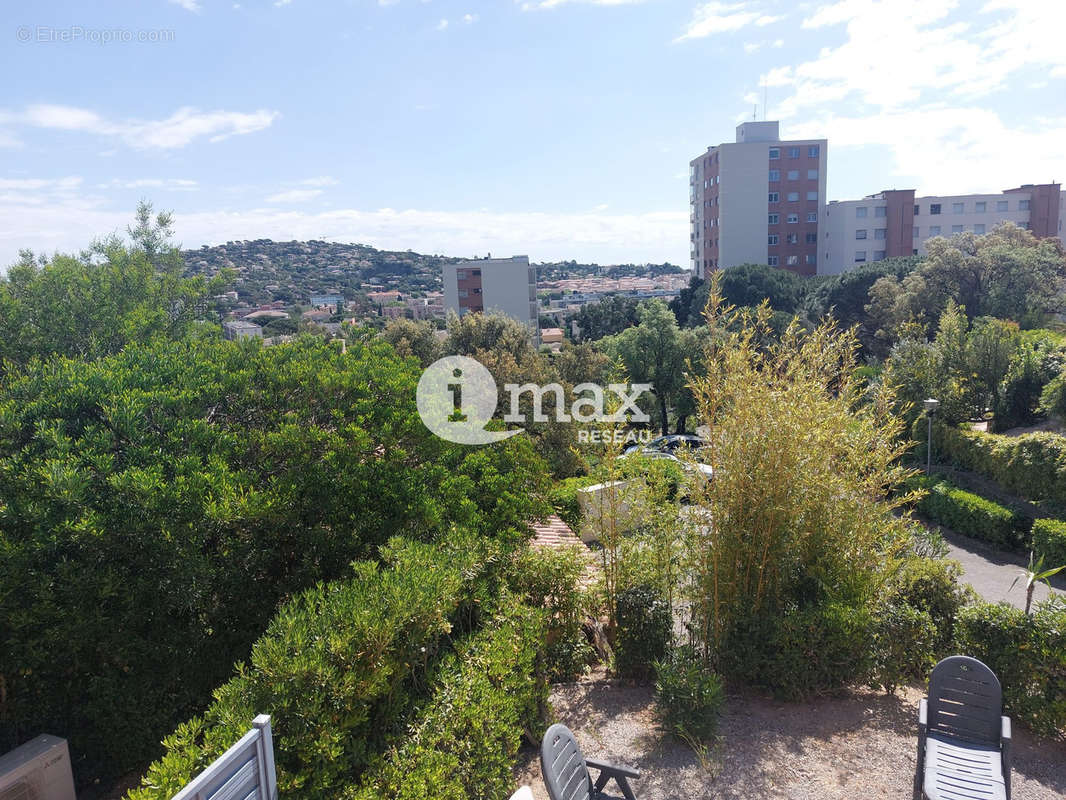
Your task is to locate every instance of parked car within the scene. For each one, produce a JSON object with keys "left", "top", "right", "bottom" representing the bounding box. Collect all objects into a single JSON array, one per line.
[{"left": 623, "top": 434, "right": 707, "bottom": 456}]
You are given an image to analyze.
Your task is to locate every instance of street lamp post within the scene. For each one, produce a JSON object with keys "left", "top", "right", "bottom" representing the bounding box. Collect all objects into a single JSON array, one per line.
[{"left": 924, "top": 398, "right": 940, "bottom": 475}]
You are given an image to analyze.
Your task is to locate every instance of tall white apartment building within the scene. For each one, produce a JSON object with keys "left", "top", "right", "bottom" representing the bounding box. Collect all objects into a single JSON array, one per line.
[
  {"left": 822, "top": 184, "right": 1064, "bottom": 275},
  {"left": 690, "top": 121, "right": 828, "bottom": 279},
  {"left": 442, "top": 256, "right": 538, "bottom": 333}
]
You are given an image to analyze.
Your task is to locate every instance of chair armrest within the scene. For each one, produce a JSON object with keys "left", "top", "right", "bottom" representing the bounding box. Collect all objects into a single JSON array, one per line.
[
  {"left": 918, "top": 698, "right": 927, "bottom": 729},
  {"left": 1001, "top": 715, "right": 1011, "bottom": 743},
  {"left": 586, "top": 758, "right": 640, "bottom": 779}
]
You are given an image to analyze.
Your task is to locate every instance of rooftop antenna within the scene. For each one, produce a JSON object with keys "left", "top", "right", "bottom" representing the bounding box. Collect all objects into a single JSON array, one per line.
[
  {"left": 764, "top": 84, "right": 768, "bottom": 120},
  {"left": 753, "top": 103, "right": 757, "bottom": 120}
]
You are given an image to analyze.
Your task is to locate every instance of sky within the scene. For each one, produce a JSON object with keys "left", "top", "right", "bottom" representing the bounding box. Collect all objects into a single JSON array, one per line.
[{"left": 2, "top": 0, "right": 1065, "bottom": 268}]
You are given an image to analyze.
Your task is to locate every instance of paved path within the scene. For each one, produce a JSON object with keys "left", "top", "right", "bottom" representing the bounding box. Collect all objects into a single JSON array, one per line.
[{"left": 940, "top": 529, "right": 1065, "bottom": 610}]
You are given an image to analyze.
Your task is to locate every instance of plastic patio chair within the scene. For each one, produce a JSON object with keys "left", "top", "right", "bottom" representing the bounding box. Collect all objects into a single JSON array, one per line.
[
  {"left": 541, "top": 723, "right": 640, "bottom": 800},
  {"left": 914, "top": 656, "right": 1012, "bottom": 800}
]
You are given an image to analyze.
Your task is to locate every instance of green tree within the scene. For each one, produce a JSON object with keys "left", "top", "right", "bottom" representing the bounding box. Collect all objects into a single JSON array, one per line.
[
  {"left": 573, "top": 294, "right": 640, "bottom": 341},
  {"left": 603, "top": 300, "right": 686, "bottom": 436},
  {"left": 381, "top": 317, "right": 441, "bottom": 367},
  {"left": 0, "top": 202, "right": 223, "bottom": 372}
]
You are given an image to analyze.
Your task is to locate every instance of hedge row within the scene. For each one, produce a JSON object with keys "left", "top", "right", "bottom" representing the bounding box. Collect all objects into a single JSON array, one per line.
[
  {"left": 955, "top": 601, "right": 1066, "bottom": 738},
  {"left": 347, "top": 602, "right": 548, "bottom": 800},
  {"left": 1032, "top": 518, "right": 1066, "bottom": 567},
  {"left": 908, "top": 475, "right": 1028, "bottom": 550},
  {"left": 126, "top": 536, "right": 493, "bottom": 800},
  {"left": 930, "top": 423, "right": 1066, "bottom": 506}
]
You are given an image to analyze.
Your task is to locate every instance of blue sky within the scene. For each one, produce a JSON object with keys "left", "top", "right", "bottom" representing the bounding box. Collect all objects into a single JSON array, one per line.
[{"left": 2, "top": 0, "right": 1064, "bottom": 267}]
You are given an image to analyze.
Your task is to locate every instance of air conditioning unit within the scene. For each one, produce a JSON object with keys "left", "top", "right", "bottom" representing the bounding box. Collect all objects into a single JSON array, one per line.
[{"left": 0, "top": 736, "right": 76, "bottom": 800}]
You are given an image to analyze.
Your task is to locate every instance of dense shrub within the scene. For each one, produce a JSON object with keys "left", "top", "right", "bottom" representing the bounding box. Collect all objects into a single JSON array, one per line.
[
  {"left": 719, "top": 603, "right": 874, "bottom": 699},
  {"left": 883, "top": 556, "right": 973, "bottom": 653},
  {"left": 0, "top": 338, "right": 548, "bottom": 783},
  {"left": 346, "top": 602, "right": 548, "bottom": 800},
  {"left": 870, "top": 603, "right": 938, "bottom": 693},
  {"left": 1032, "top": 518, "right": 1066, "bottom": 568},
  {"left": 507, "top": 545, "right": 595, "bottom": 681},
  {"left": 654, "top": 645, "right": 725, "bottom": 744},
  {"left": 126, "top": 537, "right": 496, "bottom": 800},
  {"left": 614, "top": 584, "right": 671, "bottom": 681},
  {"left": 930, "top": 423, "right": 1066, "bottom": 506},
  {"left": 908, "top": 475, "right": 1026, "bottom": 549},
  {"left": 548, "top": 476, "right": 596, "bottom": 530},
  {"left": 955, "top": 601, "right": 1066, "bottom": 737}
]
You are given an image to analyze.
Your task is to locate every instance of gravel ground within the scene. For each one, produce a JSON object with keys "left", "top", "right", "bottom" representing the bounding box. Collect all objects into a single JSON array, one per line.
[{"left": 515, "top": 671, "right": 1066, "bottom": 800}]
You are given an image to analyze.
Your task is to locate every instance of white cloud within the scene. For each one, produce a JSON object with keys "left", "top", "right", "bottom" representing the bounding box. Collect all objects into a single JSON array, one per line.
[
  {"left": 0, "top": 104, "right": 280, "bottom": 150},
  {"left": 299, "top": 176, "right": 339, "bottom": 187},
  {"left": 463, "top": 13, "right": 479, "bottom": 23},
  {"left": 0, "top": 195, "right": 688, "bottom": 268},
  {"left": 437, "top": 18, "right": 449, "bottom": 29},
  {"left": 520, "top": 0, "right": 648, "bottom": 10},
  {"left": 99, "top": 178, "right": 200, "bottom": 191},
  {"left": 751, "top": 0, "right": 1066, "bottom": 196},
  {"left": 676, "top": 2, "right": 783, "bottom": 42},
  {"left": 168, "top": 0, "right": 202, "bottom": 12},
  {"left": 265, "top": 189, "right": 324, "bottom": 204}
]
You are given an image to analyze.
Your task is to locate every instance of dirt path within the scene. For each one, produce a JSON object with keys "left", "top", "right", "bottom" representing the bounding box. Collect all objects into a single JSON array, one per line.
[{"left": 515, "top": 674, "right": 1066, "bottom": 799}]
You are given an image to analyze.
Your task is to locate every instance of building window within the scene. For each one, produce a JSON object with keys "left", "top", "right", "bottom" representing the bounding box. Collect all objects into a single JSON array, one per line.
[
  {"left": 768, "top": 255, "right": 779, "bottom": 266},
  {"left": 805, "top": 254, "right": 816, "bottom": 265},
  {"left": 768, "top": 234, "right": 779, "bottom": 245},
  {"left": 856, "top": 229, "right": 868, "bottom": 240},
  {"left": 974, "top": 223, "right": 985, "bottom": 234},
  {"left": 874, "top": 251, "right": 886, "bottom": 261},
  {"left": 913, "top": 227, "right": 920, "bottom": 237},
  {"left": 807, "top": 191, "right": 818, "bottom": 201},
  {"left": 875, "top": 206, "right": 887, "bottom": 218},
  {"left": 930, "top": 203, "right": 941, "bottom": 215},
  {"left": 787, "top": 213, "right": 799, "bottom": 223},
  {"left": 929, "top": 225, "right": 941, "bottom": 235},
  {"left": 788, "top": 146, "right": 800, "bottom": 158},
  {"left": 996, "top": 200, "right": 1008, "bottom": 211},
  {"left": 855, "top": 250, "right": 867, "bottom": 263},
  {"left": 856, "top": 207, "right": 868, "bottom": 218},
  {"left": 458, "top": 290, "right": 468, "bottom": 298},
  {"left": 806, "top": 232, "right": 817, "bottom": 243},
  {"left": 786, "top": 233, "right": 799, "bottom": 244},
  {"left": 808, "top": 145, "right": 820, "bottom": 157},
  {"left": 769, "top": 169, "right": 780, "bottom": 181},
  {"left": 875, "top": 229, "right": 886, "bottom": 240},
  {"left": 972, "top": 201, "right": 985, "bottom": 212},
  {"left": 787, "top": 191, "right": 800, "bottom": 201},
  {"left": 456, "top": 269, "right": 466, "bottom": 279},
  {"left": 807, "top": 169, "right": 818, "bottom": 180},
  {"left": 768, "top": 213, "right": 779, "bottom": 224},
  {"left": 953, "top": 202, "right": 964, "bottom": 213},
  {"left": 786, "top": 255, "right": 799, "bottom": 265},
  {"left": 914, "top": 204, "right": 920, "bottom": 215},
  {"left": 768, "top": 192, "right": 779, "bottom": 202},
  {"left": 807, "top": 212, "right": 818, "bottom": 222},
  {"left": 1019, "top": 199, "right": 1030, "bottom": 211},
  {"left": 787, "top": 170, "right": 799, "bottom": 180},
  {"left": 951, "top": 225, "right": 963, "bottom": 234},
  {"left": 769, "top": 148, "right": 780, "bottom": 159}
]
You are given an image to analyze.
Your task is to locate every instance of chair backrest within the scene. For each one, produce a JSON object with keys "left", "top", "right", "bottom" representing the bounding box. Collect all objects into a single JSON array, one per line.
[
  {"left": 927, "top": 656, "right": 1002, "bottom": 746},
  {"left": 172, "top": 714, "right": 278, "bottom": 800},
  {"left": 541, "top": 723, "right": 592, "bottom": 800}
]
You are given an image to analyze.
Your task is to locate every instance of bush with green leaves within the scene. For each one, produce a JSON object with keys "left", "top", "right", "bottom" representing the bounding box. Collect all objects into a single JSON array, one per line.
[
  {"left": 930, "top": 423, "right": 1066, "bottom": 506},
  {"left": 654, "top": 645, "right": 725, "bottom": 744},
  {"left": 507, "top": 545, "right": 595, "bottom": 681},
  {"left": 1032, "top": 518, "right": 1066, "bottom": 568},
  {"left": 548, "top": 476, "right": 596, "bottom": 530},
  {"left": 0, "top": 337, "right": 548, "bottom": 785},
  {"left": 870, "top": 602, "right": 938, "bottom": 693},
  {"left": 908, "top": 475, "right": 1026, "bottom": 550},
  {"left": 126, "top": 536, "right": 501, "bottom": 800},
  {"left": 883, "top": 555, "right": 973, "bottom": 653},
  {"left": 718, "top": 603, "right": 875, "bottom": 699},
  {"left": 955, "top": 601, "right": 1066, "bottom": 737},
  {"left": 346, "top": 601, "right": 548, "bottom": 800},
  {"left": 614, "top": 584, "right": 671, "bottom": 681}
]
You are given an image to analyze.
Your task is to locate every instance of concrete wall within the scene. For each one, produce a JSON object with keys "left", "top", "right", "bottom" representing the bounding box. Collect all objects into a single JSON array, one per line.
[
  {"left": 717, "top": 142, "right": 769, "bottom": 269},
  {"left": 445, "top": 256, "right": 537, "bottom": 333}
]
